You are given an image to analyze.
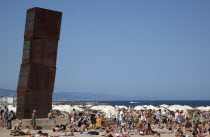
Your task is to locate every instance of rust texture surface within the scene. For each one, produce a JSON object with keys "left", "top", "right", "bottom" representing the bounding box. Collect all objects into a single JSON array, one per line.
[{"left": 17, "top": 7, "right": 62, "bottom": 119}]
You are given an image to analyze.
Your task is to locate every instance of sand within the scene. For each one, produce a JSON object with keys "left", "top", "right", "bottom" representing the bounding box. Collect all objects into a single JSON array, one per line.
[{"left": 0, "top": 128, "right": 175, "bottom": 137}]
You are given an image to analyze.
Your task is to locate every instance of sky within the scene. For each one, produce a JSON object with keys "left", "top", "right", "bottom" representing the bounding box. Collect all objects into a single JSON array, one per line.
[{"left": 0, "top": 0, "right": 210, "bottom": 100}]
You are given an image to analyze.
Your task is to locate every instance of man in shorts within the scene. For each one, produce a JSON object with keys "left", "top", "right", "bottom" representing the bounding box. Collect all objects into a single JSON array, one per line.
[{"left": 32, "top": 110, "right": 37, "bottom": 130}]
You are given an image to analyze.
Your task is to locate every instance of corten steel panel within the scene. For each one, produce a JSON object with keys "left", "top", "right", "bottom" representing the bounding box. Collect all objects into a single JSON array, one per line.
[
  {"left": 17, "top": 7, "right": 62, "bottom": 119},
  {"left": 17, "top": 64, "right": 30, "bottom": 91},
  {"left": 17, "top": 63, "right": 56, "bottom": 92},
  {"left": 22, "top": 39, "right": 58, "bottom": 66},
  {"left": 31, "top": 39, "right": 58, "bottom": 67},
  {"left": 17, "top": 64, "right": 55, "bottom": 118},
  {"left": 22, "top": 41, "right": 31, "bottom": 64},
  {"left": 16, "top": 94, "right": 27, "bottom": 118},
  {"left": 17, "top": 92, "right": 52, "bottom": 119},
  {"left": 48, "top": 67, "right": 56, "bottom": 92},
  {"left": 27, "top": 64, "right": 56, "bottom": 91},
  {"left": 24, "top": 92, "right": 52, "bottom": 118},
  {"left": 24, "top": 7, "right": 62, "bottom": 41}
]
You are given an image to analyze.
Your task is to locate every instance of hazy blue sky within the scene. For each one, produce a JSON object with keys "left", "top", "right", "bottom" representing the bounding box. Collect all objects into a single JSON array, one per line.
[{"left": 0, "top": 0, "right": 210, "bottom": 99}]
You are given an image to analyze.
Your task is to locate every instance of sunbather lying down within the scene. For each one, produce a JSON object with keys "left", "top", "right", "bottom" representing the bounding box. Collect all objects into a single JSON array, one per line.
[{"left": 10, "top": 125, "right": 31, "bottom": 136}]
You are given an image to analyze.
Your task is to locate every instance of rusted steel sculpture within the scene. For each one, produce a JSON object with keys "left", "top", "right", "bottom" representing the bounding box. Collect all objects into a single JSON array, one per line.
[{"left": 17, "top": 7, "right": 62, "bottom": 118}]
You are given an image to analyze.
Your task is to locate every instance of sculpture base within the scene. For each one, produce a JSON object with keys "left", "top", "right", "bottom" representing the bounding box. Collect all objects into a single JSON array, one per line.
[{"left": 12, "top": 118, "right": 69, "bottom": 129}]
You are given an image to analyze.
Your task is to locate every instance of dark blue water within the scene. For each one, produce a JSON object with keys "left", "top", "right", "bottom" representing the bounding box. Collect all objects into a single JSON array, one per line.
[
  {"left": 56, "top": 100, "right": 210, "bottom": 107},
  {"left": 97, "top": 100, "right": 210, "bottom": 107}
]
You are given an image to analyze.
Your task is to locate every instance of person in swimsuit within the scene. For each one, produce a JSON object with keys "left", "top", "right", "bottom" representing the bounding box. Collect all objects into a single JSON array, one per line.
[
  {"left": 105, "top": 126, "right": 117, "bottom": 137},
  {"left": 10, "top": 120, "right": 22, "bottom": 135},
  {"left": 70, "top": 108, "right": 76, "bottom": 123},
  {"left": 32, "top": 110, "right": 37, "bottom": 130}
]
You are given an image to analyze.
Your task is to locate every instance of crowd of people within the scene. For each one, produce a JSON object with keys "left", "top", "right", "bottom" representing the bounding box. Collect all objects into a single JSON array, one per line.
[
  {"left": 47, "top": 107, "right": 210, "bottom": 137},
  {"left": 1, "top": 105, "right": 210, "bottom": 137},
  {"left": 0, "top": 106, "right": 16, "bottom": 129}
]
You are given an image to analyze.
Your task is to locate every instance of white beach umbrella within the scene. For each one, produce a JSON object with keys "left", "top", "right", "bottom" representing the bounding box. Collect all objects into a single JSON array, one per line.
[
  {"left": 103, "top": 106, "right": 116, "bottom": 118},
  {"left": 90, "top": 105, "right": 104, "bottom": 110},
  {"left": 105, "top": 109, "right": 112, "bottom": 118},
  {"left": 159, "top": 104, "right": 169, "bottom": 108},
  {"left": 134, "top": 105, "right": 145, "bottom": 110},
  {"left": 72, "top": 105, "right": 80, "bottom": 108},
  {"left": 85, "top": 104, "right": 93, "bottom": 107},
  {"left": 7, "top": 105, "right": 16, "bottom": 112},
  {"left": 115, "top": 105, "right": 119, "bottom": 111},
  {"left": 90, "top": 105, "right": 116, "bottom": 117},
  {"left": 158, "top": 107, "right": 167, "bottom": 111},
  {"left": 72, "top": 106, "right": 84, "bottom": 112},
  {"left": 52, "top": 105, "right": 66, "bottom": 111},
  {"left": 168, "top": 105, "right": 184, "bottom": 111},
  {"left": 128, "top": 105, "right": 131, "bottom": 113},
  {"left": 143, "top": 105, "right": 159, "bottom": 110},
  {"left": 63, "top": 105, "right": 72, "bottom": 112},
  {"left": 171, "top": 105, "right": 193, "bottom": 111},
  {"left": 183, "top": 105, "right": 193, "bottom": 110},
  {"left": 117, "top": 105, "right": 128, "bottom": 109},
  {"left": 75, "top": 105, "right": 83, "bottom": 108},
  {"left": 196, "top": 106, "right": 206, "bottom": 111},
  {"left": 197, "top": 106, "right": 210, "bottom": 111},
  {"left": 107, "top": 106, "right": 116, "bottom": 115}
]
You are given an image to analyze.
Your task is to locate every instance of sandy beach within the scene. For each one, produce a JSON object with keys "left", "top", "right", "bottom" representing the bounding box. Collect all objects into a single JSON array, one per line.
[
  {"left": 0, "top": 128, "right": 175, "bottom": 137},
  {"left": 1, "top": 103, "right": 210, "bottom": 137}
]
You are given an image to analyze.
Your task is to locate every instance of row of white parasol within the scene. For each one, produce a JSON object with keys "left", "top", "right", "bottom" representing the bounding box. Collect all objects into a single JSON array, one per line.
[
  {"left": 134, "top": 104, "right": 195, "bottom": 111},
  {"left": 3, "top": 104, "right": 210, "bottom": 119}
]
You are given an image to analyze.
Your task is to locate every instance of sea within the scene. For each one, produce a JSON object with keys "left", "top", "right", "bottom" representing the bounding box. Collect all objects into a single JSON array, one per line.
[{"left": 65, "top": 100, "right": 210, "bottom": 107}]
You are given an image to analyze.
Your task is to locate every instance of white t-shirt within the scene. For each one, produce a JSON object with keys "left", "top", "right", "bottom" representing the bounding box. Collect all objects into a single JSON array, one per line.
[
  {"left": 141, "top": 115, "right": 146, "bottom": 121},
  {"left": 175, "top": 112, "right": 179, "bottom": 120},
  {"left": 155, "top": 111, "right": 160, "bottom": 120},
  {"left": 162, "top": 111, "right": 166, "bottom": 116},
  {"left": 119, "top": 111, "right": 124, "bottom": 120}
]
